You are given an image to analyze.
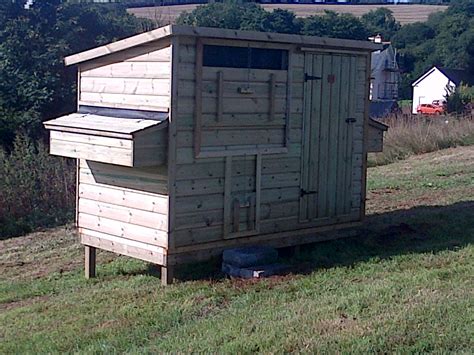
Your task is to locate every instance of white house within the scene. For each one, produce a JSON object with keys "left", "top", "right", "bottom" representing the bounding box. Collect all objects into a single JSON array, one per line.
[{"left": 412, "top": 66, "right": 473, "bottom": 114}]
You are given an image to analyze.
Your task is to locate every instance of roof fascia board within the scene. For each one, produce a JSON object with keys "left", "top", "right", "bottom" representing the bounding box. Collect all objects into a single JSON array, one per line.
[
  {"left": 65, "top": 25, "right": 173, "bottom": 66},
  {"left": 64, "top": 24, "right": 382, "bottom": 67},
  {"left": 412, "top": 66, "right": 440, "bottom": 87}
]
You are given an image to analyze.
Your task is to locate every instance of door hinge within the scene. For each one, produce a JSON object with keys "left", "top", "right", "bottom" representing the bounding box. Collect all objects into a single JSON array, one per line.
[
  {"left": 301, "top": 189, "right": 318, "bottom": 197},
  {"left": 304, "top": 74, "right": 322, "bottom": 82}
]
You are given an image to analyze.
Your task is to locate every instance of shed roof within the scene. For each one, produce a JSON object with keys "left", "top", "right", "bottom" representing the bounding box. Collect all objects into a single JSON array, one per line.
[{"left": 65, "top": 25, "right": 382, "bottom": 66}]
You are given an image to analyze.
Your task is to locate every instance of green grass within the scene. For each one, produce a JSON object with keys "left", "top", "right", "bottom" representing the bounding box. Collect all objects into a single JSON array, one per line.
[{"left": 1, "top": 146, "right": 473, "bottom": 353}]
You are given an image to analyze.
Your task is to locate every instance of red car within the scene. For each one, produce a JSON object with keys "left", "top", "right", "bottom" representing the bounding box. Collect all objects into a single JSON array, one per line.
[{"left": 416, "top": 103, "right": 445, "bottom": 115}]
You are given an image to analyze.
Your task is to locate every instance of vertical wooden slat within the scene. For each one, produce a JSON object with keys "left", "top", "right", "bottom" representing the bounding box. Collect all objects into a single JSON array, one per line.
[
  {"left": 217, "top": 71, "right": 223, "bottom": 122},
  {"left": 285, "top": 49, "right": 293, "bottom": 147},
  {"left": 232, "top": 199, "right": 240, "bottom": 233},
  {"left": 299, "top": 53, "right": 313, "bottom": 222},
  {"left": 344, "top": 56, "right": 357, "bottom": 215},
  {"left": 308, "top": 54, "right": 323, "bottom": 219},
  {"left": 223, "top": 155, "right": 232, "bottom": 238},
  {"left": 194, "top": 38, "right": 203, "bottom": 157},
  {"left": 168, "top": 37, "right": 179, "bottom": 251},
  {"left": 327, "top": 55, "right": 342, "bottom": 218},
  {"left": 248, "top": 195, "right": 255, "bottom": 230},
  {"left": 269, "top": 73, "right": 276, "bottom": 121},
  {"left": 336, "top": 55, "right": 351, "bottom": 216},
  {"left": 317, "top": 54, "right": 332, "bottom": 219},
  {"left": 360, "top": 53, "right": 372, "bottom": 221},
  {"left": 255, "top": 154, "right": 262, "bottom": 232}
]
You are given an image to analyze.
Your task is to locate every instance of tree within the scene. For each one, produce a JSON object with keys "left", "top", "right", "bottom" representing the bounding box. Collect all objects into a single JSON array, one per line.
[
  {"left": 0, "top": 1, "right": 152, "bottom": 147},
  {"left": 302, "top": 11, "right": 369, "bottom": 41},
  {"left": 176, "top": 1, "right": 266, "bottom": 30},
  {"left": 361, "top": 8, "right": 401, "bottom": 40}
]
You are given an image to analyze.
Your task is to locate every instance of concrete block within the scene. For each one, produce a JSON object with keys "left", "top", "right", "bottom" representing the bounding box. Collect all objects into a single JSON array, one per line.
[
  {"left": 222, "top": 262, "right": 289, "bottom": 279},
  {"left": 222, "top": 246, "right": 278, "bottom": 268}
]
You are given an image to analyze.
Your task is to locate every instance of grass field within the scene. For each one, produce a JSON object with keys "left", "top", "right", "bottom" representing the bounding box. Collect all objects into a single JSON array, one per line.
[
  {"left": 129, "top": 4, "right": 448, "bottom": 25},
  {"left": 1, "top": 146, "right": 473, "bottom": 352}
]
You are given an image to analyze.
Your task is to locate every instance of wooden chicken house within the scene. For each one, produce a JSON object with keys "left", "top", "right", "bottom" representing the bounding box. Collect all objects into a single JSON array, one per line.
[{"left": 44, "top": 25, "right": 387, "bottom": 284}]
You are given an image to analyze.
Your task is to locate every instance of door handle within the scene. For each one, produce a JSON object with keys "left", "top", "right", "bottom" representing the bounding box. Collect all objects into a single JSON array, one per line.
[{"left": 345, "top": 117, "right": 356, "bottom": 123}]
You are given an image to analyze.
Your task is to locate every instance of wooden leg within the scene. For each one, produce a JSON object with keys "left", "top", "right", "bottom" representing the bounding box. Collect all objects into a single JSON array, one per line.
[
  {"left": 161, "top": 266, "right": 174, "bottom": 286},
  {"left": 85, "top": 245, "right": 96, "bottom": 279}
]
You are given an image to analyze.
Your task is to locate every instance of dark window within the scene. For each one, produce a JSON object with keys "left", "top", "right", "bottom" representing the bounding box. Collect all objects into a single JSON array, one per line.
[{"left": 203, "top": 45, "right": 288, "bottom": 70}]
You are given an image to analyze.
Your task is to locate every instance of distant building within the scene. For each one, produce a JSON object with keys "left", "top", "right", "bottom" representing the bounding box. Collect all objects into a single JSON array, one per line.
[
  {"left": 411, "top": 66, "right": 474, "bottom": 114},
  {"left": 369, "top": 35, "right": 400, "bottom": 117}
]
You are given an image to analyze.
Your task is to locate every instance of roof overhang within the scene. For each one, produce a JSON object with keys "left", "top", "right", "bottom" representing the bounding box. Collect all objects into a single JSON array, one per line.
[
  {"left": 369, "top": 118, "right": 389, "bottom": 131},
  {"left": 65, "top": 24, "right": 383, "bottom": 66}
]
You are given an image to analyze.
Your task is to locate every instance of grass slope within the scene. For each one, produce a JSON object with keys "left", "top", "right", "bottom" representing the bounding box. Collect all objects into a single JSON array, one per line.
[{"left": 1, "top": 146, "right": 473, "bottom": 353}]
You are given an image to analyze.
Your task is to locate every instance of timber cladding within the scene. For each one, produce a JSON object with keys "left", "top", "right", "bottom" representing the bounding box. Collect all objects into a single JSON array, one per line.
[{"left": 43, "top": 25, "right": 386, "bottom": 284}]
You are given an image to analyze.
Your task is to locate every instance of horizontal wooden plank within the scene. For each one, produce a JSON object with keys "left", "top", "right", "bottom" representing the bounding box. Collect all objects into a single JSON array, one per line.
[
  {"left": 177, "top": 96, "right": 302, "bottom": 115},
  {"left": 175, "top": 186, "right": 299, "bottom": 215},
  {"left": 175, "top": 172, "right": 300, "bottom": 197},
  {"left": 80, "top": 229, "right": 166, "bottom": 265},
  {"left": 175, "top": 200, "right": 299, "bottom": 231},
  {"left": 50, "top": 130, "right": 133, "bottom": 149},
  {"left": 175, "top": 157, "right": 300, "bottom": 181},
  {"left": 173, "top": 211, "right": 361, "bottom": 247},
  {"left": 81, "top": 77, "right": 170, "bottom": 96},
  {"left": 176, "top": 112, "right": 288, "bottom": 129},
  {"left": 178, "top": 63, "right": 288, "bottom": 82},
  {"left": 79, "top": 198, "right": 168, "bottom": 231},
  {"left": 80, "top": 160, "right": 167, "bottom": 195},
  {"left": 177, "top": 128, "right": 286, "bottom": 148},
  {"left": 79, "top": 92, "right": 170, "bottom": 110},
  {"left": 81, "top": 62, "right": 171, "bottom": 79},
  {"left": 50, "top": 138, "right": 133, "bottom": 166},
  {"left": 178, "top": 80, "right": 289, "bottom": 99},
  {"left": 78, "top": 183, "right": 168, "bottom": 214},
  {"left": 175, "top": 143, "right": 302, "bottom": 164},
  {"left": 78, "top": 100, "right": 170, "bottom": 113},
  {"left": 78, "top": 212, "right": 168, "bottom": 247}
]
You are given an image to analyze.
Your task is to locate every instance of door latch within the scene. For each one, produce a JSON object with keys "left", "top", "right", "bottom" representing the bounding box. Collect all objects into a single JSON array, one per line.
[
  {"left": 345, "top": 117, "right": 357, "bottom": 123},
  {"left": 304, "top": 74, "right": 322, "bottom": 82},
  {"left": 301, "top": 189, "right": 318, "bottom": 197}
]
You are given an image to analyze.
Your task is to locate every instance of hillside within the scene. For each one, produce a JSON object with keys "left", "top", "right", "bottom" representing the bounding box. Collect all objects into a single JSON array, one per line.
[
  {"left": 129, "top": 4, "right": 448, "bottom": 25},
  {"left": 1, "top": 145, "right": 473, "bottom": 352}
]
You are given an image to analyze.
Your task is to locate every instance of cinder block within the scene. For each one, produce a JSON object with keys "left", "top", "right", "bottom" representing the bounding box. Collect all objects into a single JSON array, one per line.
[
  {"left": 222, "top": 246, "right": 278, "bottom": 268},
  {"left": 222, "top": 262, "right": 289, "bottom": 279}
]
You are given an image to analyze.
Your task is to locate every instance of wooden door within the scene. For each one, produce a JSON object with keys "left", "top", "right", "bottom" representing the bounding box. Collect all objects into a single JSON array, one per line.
[{"left": 299, "top": 52, "right": 360, "bottom": 222}]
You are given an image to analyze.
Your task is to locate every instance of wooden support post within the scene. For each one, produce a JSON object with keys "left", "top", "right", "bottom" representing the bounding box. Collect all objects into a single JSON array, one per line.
[
  {"left": 161, "top": 266, "right": 174, "bottom": 286},
  {"left": 217, "top": 71, "right": 224, "bottom": 122},
  {"left": 232, "top": 198, "right": 240, "bottom": 233},
  {"left": 269, "top": 73, "right": 276, "bottom": 121},
  {"left": 85, "top": 245, "right": 96, "bottom": 279}
]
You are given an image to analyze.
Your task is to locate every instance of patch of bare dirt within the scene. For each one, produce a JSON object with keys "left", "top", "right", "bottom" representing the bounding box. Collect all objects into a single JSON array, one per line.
[{"left": 0, "top": 295, "right": 50, "bottom": 312}]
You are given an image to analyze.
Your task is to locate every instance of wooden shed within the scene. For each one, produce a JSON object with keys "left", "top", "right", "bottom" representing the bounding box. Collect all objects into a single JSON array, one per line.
[{"left": 43, "top": 25, "right": 387, "bottom": 284}]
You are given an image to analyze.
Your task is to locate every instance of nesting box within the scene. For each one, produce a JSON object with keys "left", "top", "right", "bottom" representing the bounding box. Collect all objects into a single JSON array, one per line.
[{"left": 44, "top": 25, "right": 387, "bottom": 284}]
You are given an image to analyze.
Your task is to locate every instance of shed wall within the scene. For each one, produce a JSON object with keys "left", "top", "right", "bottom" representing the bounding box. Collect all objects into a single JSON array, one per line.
[
  {"left": 77, "top": 159, "right": 169, "bottom": 262},
  {"left": 79, "top": 40, "right": 172, "bottom": 112},
  {"left": 169, "top": 38, "right": 369, "bottom": 250}
]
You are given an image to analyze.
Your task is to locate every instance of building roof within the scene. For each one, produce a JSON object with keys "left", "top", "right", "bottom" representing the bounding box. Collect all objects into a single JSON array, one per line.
[
  {"left": 371, "top": 43, "right": 397, "bottom": 72},
  {"left": 65, "top": 24, "right": 382, "bottom": 66},
  {"left": 412, "top": 66, "right": 474, "bottom": 87},
  {"left": 438, "top": 67, "right": 474, "bottom": 86}
]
